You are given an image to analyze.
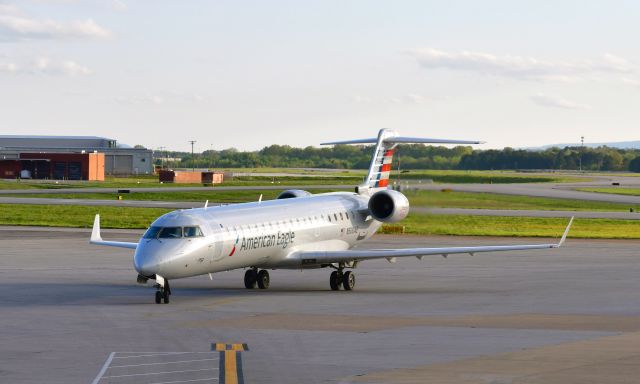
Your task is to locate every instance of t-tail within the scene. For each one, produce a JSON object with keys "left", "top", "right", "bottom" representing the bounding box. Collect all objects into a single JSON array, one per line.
[{"left": 322, "top": 128, "right": 482, "bottom": 195}]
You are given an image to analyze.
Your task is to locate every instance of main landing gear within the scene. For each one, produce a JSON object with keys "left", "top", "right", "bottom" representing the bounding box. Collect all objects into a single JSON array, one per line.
[
  {"left": 244, "top": 268, "right": 270, "bottom": 289},
  {"left": 154, "top": 279, "right": 171, "bottom": 304},
  {"left": 329, "top": 264, "right": 355, "bottom": 291}
]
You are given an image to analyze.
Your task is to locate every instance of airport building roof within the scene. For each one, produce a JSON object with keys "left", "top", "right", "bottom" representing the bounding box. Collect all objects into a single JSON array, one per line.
[{"left": 0, "top": 135, "right": 132, "bottom": 149}]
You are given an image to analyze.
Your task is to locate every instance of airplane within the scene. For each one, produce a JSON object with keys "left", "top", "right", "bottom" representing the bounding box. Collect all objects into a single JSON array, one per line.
[{"left": 90, "top": 129, "right": 574, "bottom": 304}]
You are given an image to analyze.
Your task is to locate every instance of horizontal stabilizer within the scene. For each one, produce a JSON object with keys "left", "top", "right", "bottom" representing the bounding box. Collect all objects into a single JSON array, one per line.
[
  {"left": 321, "top": 129, "right": 482, "bottom": 193},
  {"left": 321, "top": 130, "right": 483, "bottom": 146}
]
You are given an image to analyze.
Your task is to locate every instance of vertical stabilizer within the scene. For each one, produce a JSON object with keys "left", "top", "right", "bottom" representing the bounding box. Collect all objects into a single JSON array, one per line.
[
  {"left": 364, "top": 129, "right": 399, "bottom": 192},
  {"left": 321, "top": 129, "right": 482, "bottom": 195}
]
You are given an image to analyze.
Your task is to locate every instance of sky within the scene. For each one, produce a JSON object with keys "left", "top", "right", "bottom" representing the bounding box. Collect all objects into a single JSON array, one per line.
[{"left": 0, "top": 0, "right": 639, "bottom": 152}]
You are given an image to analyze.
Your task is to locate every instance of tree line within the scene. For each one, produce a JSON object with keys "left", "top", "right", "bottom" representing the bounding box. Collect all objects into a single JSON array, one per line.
[{"left": 153, "top": 144, "right": 640, "bottom": 172}]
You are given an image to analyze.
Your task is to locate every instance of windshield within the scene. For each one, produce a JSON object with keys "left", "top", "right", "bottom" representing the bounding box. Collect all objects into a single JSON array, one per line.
[
  {"left": 158, "top": 227, "right": 183, "bottom": 239},
  {"left": 143, "top": 226, "right": 204, "bottom": 239},
  {"left": 184, "top": 226, "right": 204, "bottom": 238},
  {"left": 143, "top": 226, "right": 162, "bottom": 239}
]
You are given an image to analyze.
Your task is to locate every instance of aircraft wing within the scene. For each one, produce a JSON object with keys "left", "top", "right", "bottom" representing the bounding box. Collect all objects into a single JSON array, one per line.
[
  {"left": 89, "top": 214, "right": 138, "bottom": 250},
  {"left": 291, "top": 217, "right": 573, "bottom": 264}
]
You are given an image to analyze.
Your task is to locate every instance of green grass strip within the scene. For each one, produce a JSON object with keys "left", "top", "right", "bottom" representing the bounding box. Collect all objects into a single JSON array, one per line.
[
  {"left": 383, "top": 214, "right": 640, "bottom": 239},
  {"left": 406, "top": 190, "right": 639, "bottom": 211},
  {"left": 0, "top": 204, "right": 170, "bottom": 229}
]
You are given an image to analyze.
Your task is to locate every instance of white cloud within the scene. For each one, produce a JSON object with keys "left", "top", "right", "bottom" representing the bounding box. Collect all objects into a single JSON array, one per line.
[
  {"left": 600, "top": 53, "right": 634, "bottom": 73},
  {"left": 621, "top": 77, "right": 640, "bottom": 88},
  {"left": 352, "top": 95, "right": 372, "bottom": 103},
  {"left": 530, "top": 93, "right": 591, "bottom": 110},
  {"left": 0, "top": 61, "right": 18, "bottom": 73},
  {"left": 115, "top": 92, "right": 205, "bottom": 105},
  {"left": 111, "top": 0, "right": 128, "bottom": 12},
  {"left": 407, "top": 48, "right": 634, "bottom": 81},
  {"left": 0, "top": 57, "right": 92, "bottom": 75},
  {"left": 61, "top": 60, "right": 91, "bottom": 75},
  {"left": 0, "top": 6, "right": 111, "bottom": 41}
]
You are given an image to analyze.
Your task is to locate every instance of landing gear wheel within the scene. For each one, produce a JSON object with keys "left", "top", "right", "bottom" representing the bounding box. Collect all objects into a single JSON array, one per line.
[
  {"left": 342, "top": 271, "right": 355, "bottom": 291},
  {"left": 155, "top": 291, "right": 162, "bottom": 304},
  {"left": 162, "top": 289, "right": 170, "bottom": 304},
  {"left": 244, "top": 269, "right": 257, "bottom": 289},
  {"left": 257, "top": 270, "right": 270, "bottom": 289},
  {"left": 330, "top": 271, "right": 341, "bottom": 291}
]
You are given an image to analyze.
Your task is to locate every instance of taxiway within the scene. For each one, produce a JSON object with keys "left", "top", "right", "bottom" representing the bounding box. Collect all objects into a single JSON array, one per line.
[{"left": 1, "top": 227, "right": 640, "bottom": 383}]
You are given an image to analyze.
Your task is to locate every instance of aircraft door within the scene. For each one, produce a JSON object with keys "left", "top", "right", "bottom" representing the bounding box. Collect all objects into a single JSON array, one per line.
[{"left": 209, "top": 235, "right": 224, "bottom": 263}]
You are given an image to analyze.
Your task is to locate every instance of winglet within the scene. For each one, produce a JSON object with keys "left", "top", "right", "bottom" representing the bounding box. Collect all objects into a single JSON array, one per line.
[
  {"left": 556, "top": 216, "right": 574, "bottom": 247},
  {"left": 91, "top": 214, "right": 102, "bottom": 243}
]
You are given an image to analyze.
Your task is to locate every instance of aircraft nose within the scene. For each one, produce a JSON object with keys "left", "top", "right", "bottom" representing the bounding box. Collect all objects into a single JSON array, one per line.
[{"left": 134, "top": 247, "right": 160, "bottom": 276}]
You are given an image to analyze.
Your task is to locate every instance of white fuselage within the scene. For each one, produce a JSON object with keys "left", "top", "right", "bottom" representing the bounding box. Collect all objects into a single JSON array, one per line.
[{"left": 134, "top": 192, "right": 382, "bottom": 279}]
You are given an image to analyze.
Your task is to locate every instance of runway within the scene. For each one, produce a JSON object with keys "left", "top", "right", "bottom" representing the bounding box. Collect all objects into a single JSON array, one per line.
[{"left": 1, "top": 227, "right": 640, "bottom": 383}]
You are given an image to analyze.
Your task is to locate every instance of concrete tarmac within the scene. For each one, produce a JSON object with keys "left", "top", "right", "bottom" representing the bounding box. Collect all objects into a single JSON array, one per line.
[{"left": 1, "top": 227, "right": 640, "bottom": 383}]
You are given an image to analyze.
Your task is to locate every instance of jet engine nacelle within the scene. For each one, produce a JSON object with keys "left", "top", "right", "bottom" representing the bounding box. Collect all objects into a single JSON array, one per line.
[
  {"left": 277, "top": 189, "right": 313, "bottom": 199},
  {"left": 368, "top": 189, "right": 410, "bottom": 223}
]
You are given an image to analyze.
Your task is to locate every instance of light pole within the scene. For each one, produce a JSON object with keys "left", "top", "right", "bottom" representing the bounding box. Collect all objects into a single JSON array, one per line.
[
  {"left": 579, "top": 136, "right": 584, "bottom": 172},
  {"left": 189, "top": 140, "right": 196, "bottom": 172},
  {"left": 158, "top": 146, "right": 166, "bottom": 169},
  {"left": 210, "top": 144, "right": 214, "bottom": 169}
]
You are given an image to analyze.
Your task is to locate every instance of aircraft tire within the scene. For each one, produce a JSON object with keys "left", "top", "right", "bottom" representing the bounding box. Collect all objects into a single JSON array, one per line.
[
  {"left": 330, "top": 271, "right": 341, "bottom": 291},
  {"left": 244, "top": 269, "right": 257, "bottom": 289},
  {"left": 342, "top": 271, "right": 355, "bottom": 291},
  {"left": 257, "top": 270, "right": 270, "bottom": 289},
  {"left": 155, "top": 291, "right": 162, "bottom": 304},
  {"left": 163, "top": 289, "right": 170, "bottom": 304}
]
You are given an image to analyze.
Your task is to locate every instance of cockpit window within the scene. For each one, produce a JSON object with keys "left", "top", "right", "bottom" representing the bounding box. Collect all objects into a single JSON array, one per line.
[
  {"left": 158, "top": 227, "right": 182, "bottom": 239},
  {"left": 184, "top": 226, "right": 204, "bottom": 238},
  {"left": 143, "top": 226, "right": 162, "bottom": 239}
]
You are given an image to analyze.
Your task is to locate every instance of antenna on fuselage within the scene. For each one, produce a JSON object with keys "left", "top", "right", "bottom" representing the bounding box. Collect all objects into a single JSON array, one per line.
[
  {"left": 258, "top": 194, "right": 263, "bottom": 203},
  {"left": 204, "top": 200, "right": 209, "bottom": 209}
]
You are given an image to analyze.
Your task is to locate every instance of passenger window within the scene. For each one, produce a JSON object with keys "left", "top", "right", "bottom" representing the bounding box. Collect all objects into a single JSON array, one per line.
[
  {"left": 339, "top": 213, "right": 343, "bottom": 220},
  {"left": 328, "top": 215, "right": 331, "bottom": 222},
  {"left": 334, "top": 213, "right": 338, "bottom": 221},
  {"left": 184, "top": 226, "right": 203, "bottom": 238},
  {"left": 158, "top": 227, "right": 182, "bottom": 239},
  {"left": 345, "top": 212, "right": 349, "bottom": 219}
]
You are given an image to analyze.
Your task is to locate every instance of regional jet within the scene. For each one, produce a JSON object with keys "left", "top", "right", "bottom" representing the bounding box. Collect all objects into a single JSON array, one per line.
[{"left": 90, "top": 129, "right": 573, "bottom": 304}]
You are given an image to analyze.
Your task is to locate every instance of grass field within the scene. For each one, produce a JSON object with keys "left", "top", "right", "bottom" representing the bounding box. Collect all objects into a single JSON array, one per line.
[
  {"left": 3, "top": 189, "right": 341, "bottom": 203},
  {"left": 577, "top": 188, "right": 640, "bottom": 197},
  {"left": 1, "top": 204, "right": 640, "bottom": 238},
  {"left": 405, "top": 190, "right": 639, "bottom": 211},
  {"left": 393, "top": 170, "right": 585, "bottom": 184},
  {"left": 0, "top": 175, "right": 359, "bottom": 190},
  {"left": 0, "top": 204, "right": 169, "bottom": 229},
  {"left": 382, "top": 214, "right": 640, "bottom": 239},
  {"left": 6, "top": 188, "right": 637, "bottom": 212},
  {"left": 0, "top": 169, "right": 586, "bottom": 191}
]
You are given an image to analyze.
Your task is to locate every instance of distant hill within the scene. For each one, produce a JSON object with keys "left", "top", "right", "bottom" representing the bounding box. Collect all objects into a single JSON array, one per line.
[{"left": 533, "top": 140, "right": 640, "bottom": 150}]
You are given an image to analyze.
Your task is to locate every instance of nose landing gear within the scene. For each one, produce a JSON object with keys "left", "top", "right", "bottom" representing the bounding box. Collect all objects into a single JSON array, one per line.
[{"left": 154, "top": 278, "right": 171, "bottom": 304}]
